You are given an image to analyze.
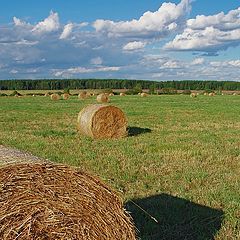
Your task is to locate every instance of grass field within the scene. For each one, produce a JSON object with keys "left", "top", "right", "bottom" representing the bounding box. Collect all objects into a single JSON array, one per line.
[{"left": 0, "top": 94, "right": 239, "bottom": 239}]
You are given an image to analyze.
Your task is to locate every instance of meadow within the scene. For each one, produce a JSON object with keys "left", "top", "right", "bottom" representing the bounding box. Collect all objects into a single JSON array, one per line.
[{"left": 0, "top": 94, "right": 239, "bottom": 239}]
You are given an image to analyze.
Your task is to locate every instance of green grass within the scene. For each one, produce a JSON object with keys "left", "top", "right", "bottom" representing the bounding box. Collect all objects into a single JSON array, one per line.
[{"left": 0, "top": 94, "right": 239, "bottom": 239}]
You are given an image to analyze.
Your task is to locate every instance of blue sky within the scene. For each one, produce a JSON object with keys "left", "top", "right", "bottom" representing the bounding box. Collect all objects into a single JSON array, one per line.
[{"left": 0, "top": 0, "right": 240, "bottom": 81}]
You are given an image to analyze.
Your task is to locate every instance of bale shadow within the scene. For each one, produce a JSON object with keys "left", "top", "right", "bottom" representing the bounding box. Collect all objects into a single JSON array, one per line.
[
  {"left": 128, "top": 127, "right": 152, "bottom": 136},
  {"left": 125, "top": 193, "right": 224, "bottom": 240}
]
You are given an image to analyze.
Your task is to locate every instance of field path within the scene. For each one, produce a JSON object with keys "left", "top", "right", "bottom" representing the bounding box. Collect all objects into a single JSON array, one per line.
[{"left": 0, "top": 145, "right": 47, "bottom": 165}]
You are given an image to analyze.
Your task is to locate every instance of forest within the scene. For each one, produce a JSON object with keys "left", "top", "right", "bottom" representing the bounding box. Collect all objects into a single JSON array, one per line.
[{"left": 0, "top": 79, "right": 240, "bottom": 91}]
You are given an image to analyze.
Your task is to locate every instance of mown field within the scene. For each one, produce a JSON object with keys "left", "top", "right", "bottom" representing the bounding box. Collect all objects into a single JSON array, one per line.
[{"left": 0, "top": 94, "right": 239, "bottom": 239}]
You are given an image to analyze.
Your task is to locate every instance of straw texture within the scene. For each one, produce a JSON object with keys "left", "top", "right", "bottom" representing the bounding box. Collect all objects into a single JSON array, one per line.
[
  {"left": 0, "top": 163, "right": 136, "bottom": 240},
  {"left": 77, "top": 104, "right": 127, "bottom": 139}
]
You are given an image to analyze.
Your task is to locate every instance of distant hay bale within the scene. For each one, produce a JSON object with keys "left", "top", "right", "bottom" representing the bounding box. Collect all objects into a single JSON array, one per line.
[
  {"left": 209, "top": 92, "right": 215, "bottom": 96},
  {"left": 233, "top": 93, "right": 237, "bottom": 96},
  {"left": 50, "top": 93, "right": 60, "bottom": 101},
  {"left": 97, "top": 93, "right": 110, "bottom": 103},
  {"left": 141, "top": 93, "right": 148, "bottom": 97},
  {"left": 0, "top": 163, "right": 136, "bottom": 240},
  {"left": 78, "top": 91, "right": 87, "bottom": 100},
  {"left": 62, "top": 93, "right": 70, "bottom": 100},
  {"left": 32, "top": 94, "right": 35, "bottom": 97},
  {"left": 204, "top": 93, "right": 208, "bottom": 96},
  {"left": 109, "top": 93, "right": 114, "bottom": 96},
  {"left": 44, "top": 93, "right": 50, "bottom": 97},
  {"left": 77, "top": 104, "right": 127, "bottom": 139},
  {"left": 190, "top": 93, "right": 197, "bottom": 98},
  {"left": 120, "top": 93, "right": 126, "bottom": 96},
  {"left": 138, "top": 93, "right": 141, "bottom": 95}
]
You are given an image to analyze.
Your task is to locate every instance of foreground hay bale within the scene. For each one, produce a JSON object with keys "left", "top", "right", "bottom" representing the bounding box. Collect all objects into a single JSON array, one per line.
[
  {"left": 62, "top": 93, "right": 70, "bottom": 100},
  {"left": 78, "top": 91, "right": 87, "bottom": 100},
  {"left": 190, "top": 93, "right": 197, "bottom": 98},
  {"left": 50, "top": 93, "right": 60, "bottom": 101},
  {"left": 0, "top": 163, "right": 136, "bottom": 240},
  {"left": 141, "top": 93, "right": 148, "bottom": 97},
  {"left": 97, "top": 93, "right": 110, "bottom": 103},
  {"left": 77, "top": 104, "right": 127, "bottom": 139}
]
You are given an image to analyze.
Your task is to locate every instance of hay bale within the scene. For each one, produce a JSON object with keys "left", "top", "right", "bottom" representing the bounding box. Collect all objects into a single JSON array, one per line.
[
  {"left": 120, "top": 93, "right": 126, "bottom": 96},
  {"left": 50, "top": 93, "right": 60, "bottom": 101},
  {"left": 77, "top": 104, "right": 127, "bottom": 139},
  {"left": 109, "top": 93, "right": 114, "bottom": 96},
  {"left": 96, "top": 93, "right": 110, "bottom": 103},
  {"left": 190, "top": 93, "right": 197, "bottom": 98},
  {"left": 0, "top": 163, "right": 136, "bottom": 240},
  {"left": 44, "top": 93, "right": 50, "bottom": 97},
  {"left": 209, "top": 92, "right": 215, "bottom": 96},
  {"left": 233, "top": 93, "right": 237, "bottom": 96},
  {"left": 78, "top": 91, "right": 87, "bottom": 100},
  {"left": 141, "top": 93, "right": 147, "bottom": 97},
  {"left": 62, "top": 93, "right": 70, "bottom": 100},
  {"left": 204, "top": 93, "right": 208, "bottom": 96}
]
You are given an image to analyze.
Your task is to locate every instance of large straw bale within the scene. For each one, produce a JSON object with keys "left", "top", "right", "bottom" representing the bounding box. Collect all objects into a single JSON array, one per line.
[
  {"left": 50, "top": 93, "right": 60, "bottom": 101},
  {"left": 190, "top": 93, "right": 197, "bottom": 98},
  {"left": 62, "top": 93, "right": 70, "bottom": 100},
  {"left": 78, "top": 91, "right": 88, "bottom": 100},
  {"left": 140, "top": 93, "right": 148, "bottom": 97},
  {"left": 77, "top": 104, "right": 127, "bottom": 139},
  {"left": 96, "top": 93, "right": 109, "bottom": 103},
  {"left": 0, "top": 163, "right": 136, "bottom": 240}
]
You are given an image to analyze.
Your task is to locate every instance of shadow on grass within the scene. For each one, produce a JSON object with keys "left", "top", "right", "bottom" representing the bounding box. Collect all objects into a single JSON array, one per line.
[
  {"left": 128, "top": 127, "right": 152, "bottom": 136},
  {"left": 125, "top": 193, "right": 224, "bottom": 240}
]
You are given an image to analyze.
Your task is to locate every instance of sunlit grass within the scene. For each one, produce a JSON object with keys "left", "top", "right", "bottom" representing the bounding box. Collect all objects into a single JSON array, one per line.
[{"left": 0, "top": 94, "right": 239, "bottom": 239}]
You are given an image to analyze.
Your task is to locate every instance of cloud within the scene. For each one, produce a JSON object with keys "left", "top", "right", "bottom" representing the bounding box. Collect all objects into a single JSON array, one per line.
[
  {"left": 90, "top": 57, "right": 103, "bottom": 65},
  {"left": 54, "top": 65, "right": 120, "bottom": 77},
  {"left": 93, "top": 0, "right": 191, "bottom": 38},
  {"left": 13, "top": 17, "right": 28, "bottom": 27},
  {"left": 164, "top": 7, "right": 240, "bottom": 53},
  {"left": 191, "top": 57, "right": 205, "bottom": 65},
  {"left": 59, "top": 23, "right": 73, "bottom": 39},
  {"left": 32, "top": 11, "right": 60, "bottom": 34},
  {"left": 123, "top": 41, "right": 146, "bottom": 51}
]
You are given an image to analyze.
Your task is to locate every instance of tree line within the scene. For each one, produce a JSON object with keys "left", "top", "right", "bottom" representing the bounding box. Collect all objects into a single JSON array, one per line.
[{"left": 0, "top": 79, "right": 240, "bottom": 91}]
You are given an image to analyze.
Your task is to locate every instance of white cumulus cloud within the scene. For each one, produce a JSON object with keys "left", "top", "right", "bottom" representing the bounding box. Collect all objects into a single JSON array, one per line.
[
  {"left": 164, "top": 7, "right": 240, "bottom": 53},
  {"left": 93, "top": 0, "right": 191, "bottom": 38},
  {"left": 123, "top": 41, "right": 146, "bottom": 51},
  {"left": 32, "top": 11, "right": 60, "bottom": 34},
  {"left": 59, "top": 23, "right": 73, "bottom": 39}
]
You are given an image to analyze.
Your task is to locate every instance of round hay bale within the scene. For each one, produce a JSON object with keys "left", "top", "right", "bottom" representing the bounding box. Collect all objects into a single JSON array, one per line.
[
  {"left": 109, "top": 93, "right": 114, "bottom": 96},
  {"left": 204, "top": 92, "right": 208, "bottom": 96},
  {"left": 190, "top": 93, "right": 197, "bottom": 98},
  {"left": 50, "top": 93, "right": 60, "bottom": 101},
  {"left": 0, "top": 163, "right": 136, "bottom": 240},
  {"left": 209, "top": 92, "right": 215, "bottom": 96},
  {"left": 233, "top": 93, "right": 237, "bottom": 96},
  {"left": 140, "top": 93, "right": 147, "bottom": 97},
  {"left": 62, "top": 93, "right": 70, "bottom": 100},
  {"left": 96, "top": 93, "right": 110, "bottom": 103},
  {"left": 78, "top": 91, "right": 87, "bottom": 100},
  {"left": 120, "top": 93, "right": 126, "bottom": 96},
  {"left": 44, "top": 93, "right": 50, "bottom": 97},
  {"left": 77, "top": 104, "right": 127, "bottom": 139}
]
